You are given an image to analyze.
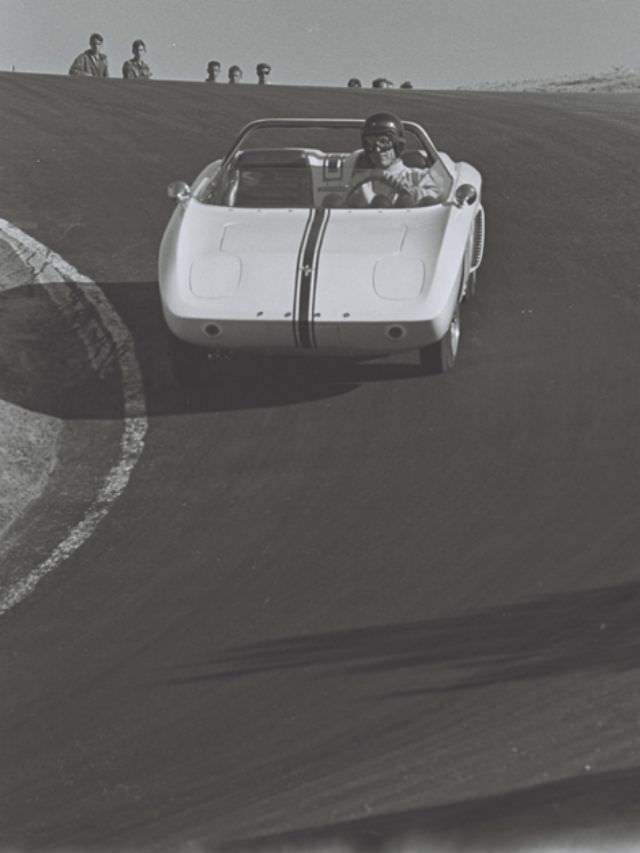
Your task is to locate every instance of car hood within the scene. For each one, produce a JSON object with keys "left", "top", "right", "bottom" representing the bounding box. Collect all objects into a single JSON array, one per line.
[{"left": 179, "top": 204, "right": 449, "bottom": 316}]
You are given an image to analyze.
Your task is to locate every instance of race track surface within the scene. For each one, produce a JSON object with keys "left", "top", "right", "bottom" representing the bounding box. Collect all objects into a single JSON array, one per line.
[{"left": 1, "top": 73, "right": 640, "bottom": 851}]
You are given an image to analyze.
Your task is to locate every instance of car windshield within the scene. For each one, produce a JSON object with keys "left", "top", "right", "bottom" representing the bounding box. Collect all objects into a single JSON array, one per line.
[{"left": 196, "top": 119, "right": 454, "bottom": 209}]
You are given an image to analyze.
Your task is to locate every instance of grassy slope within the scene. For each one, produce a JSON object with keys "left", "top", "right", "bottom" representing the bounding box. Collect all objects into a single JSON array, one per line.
[{"left": 467, "top": 66, "right": 640, "bottom": 92}]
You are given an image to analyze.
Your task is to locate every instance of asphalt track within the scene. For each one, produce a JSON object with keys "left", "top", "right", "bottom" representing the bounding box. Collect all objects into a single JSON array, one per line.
[{"left": 1, "top": 72, "right": 640, "bottom": 851}]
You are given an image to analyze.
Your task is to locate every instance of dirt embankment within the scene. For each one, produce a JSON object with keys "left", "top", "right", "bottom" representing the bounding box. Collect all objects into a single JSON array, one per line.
[
  {"left": 465, "top": 66, "right": 640, "bottom": 93},
  {"left": 0, "top": 237, "right": 62, "bottom": 540}
]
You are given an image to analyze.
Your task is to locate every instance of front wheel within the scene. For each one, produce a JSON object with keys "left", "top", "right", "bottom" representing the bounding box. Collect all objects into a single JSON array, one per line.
[{"left": 419, "top": 305, "right": 461, "bottom": 374}]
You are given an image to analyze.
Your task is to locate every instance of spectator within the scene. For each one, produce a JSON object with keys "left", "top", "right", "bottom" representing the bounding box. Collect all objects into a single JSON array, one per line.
[
  {"left": 69, "top": 32, "right": 109, "bottom": 77},
  {"left": 122, "top": 39, "right": 151, "bottom": 79},
  {"left": 347, "top": 77, "right": 362, "bottom": 88},
  {"left": 206, "top": 60, "right": 221, "bottom": 82},
  {"left": 256, "top": 62, "right": 271, "bottom": 84},
  {"left": 400, "top": 80, "right": 414, "bottom": 89},
  {"left": 371, "top": 77, "right": 385, "bottom": 88},
  {"left": 228, "top": 64, "right": 243, "bottom": 83}
]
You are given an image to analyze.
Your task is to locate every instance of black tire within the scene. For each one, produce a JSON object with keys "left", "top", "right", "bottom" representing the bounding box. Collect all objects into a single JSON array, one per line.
[
  {"left": 464, "top": 269, "right": 477, "bottom": 301},
  {"left": 419, "top": 304, "right": 461, "bottom": 375}
]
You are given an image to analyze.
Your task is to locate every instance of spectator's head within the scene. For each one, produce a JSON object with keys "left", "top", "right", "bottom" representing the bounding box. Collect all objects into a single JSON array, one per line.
[
  {"left": 89, "top": 33, "right": 104, "bottom": 54},
  {"left": 228, "top": 64, "right": 242, "bottom": 83},
  {"left": 206, "top": 60, "right": 221, "bottom": 81},
  {"left": 256, "top": 62, "right": 271, "bottom": 83},
  {"left": 347, "top": 77, "right": 362, "bottom": 88},
  {"left": 400, "top": 80, "right": 413, "bottom": 89},
  {"left": 132, "top": 39, "right": 146, "bottom": 59},
  {"left": 361, "top": 111, "right": 406, "bottom": 168},
  {"left": 371, "top": 77, "right": 385, "bottom": 88}
]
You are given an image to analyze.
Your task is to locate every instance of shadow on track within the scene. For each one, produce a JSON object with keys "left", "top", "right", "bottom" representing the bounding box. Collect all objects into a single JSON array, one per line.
[
  {"left": 160, "top": 579, "right": 640, "bottom": 693},
  {"left": 0, "top": 283, "right": 123, "bottom": 419},
  {"left": 221, "top": 765, "right": 640, "bottom": 853},
  {"left": 1, "top": 280, "right": 434, "bottom": 419}
]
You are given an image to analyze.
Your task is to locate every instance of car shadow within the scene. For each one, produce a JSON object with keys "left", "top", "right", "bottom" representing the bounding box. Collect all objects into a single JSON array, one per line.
[
  {"left": 0, "top": 281, "right": 429, "bottom": 419},
  {"left": 101, "top": 281, "right": 429, "bottom": 417}
]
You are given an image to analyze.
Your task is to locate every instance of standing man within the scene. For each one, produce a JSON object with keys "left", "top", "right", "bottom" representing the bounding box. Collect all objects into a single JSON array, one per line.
[
  {"left": 69, "top": 32, "right": 109, "bottom": 77},
  {"left": 256, "top": 62, "right": 271, "bottom": 84},
  {"left": 228, "top": 65, "right": 243, "bottom": 83},
  {"left": 206, "top": 60, "right": 221, "bottom": 82},
  {"left": 122, "top": 40, "right": 152, "bottom": 79}
]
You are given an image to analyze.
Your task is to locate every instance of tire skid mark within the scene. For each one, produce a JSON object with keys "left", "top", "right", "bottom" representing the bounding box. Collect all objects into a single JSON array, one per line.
[{"left": 0, "top": 219, "right": 148, "bottom": 616}]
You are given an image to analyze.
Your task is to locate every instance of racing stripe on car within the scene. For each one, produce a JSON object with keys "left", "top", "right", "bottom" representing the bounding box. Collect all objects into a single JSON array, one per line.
[
  {"left": 292, "top": 209, "right": 314, "bottom": 348},
  {"left": 296, "top": 207, "right": 330, "bottom": 349},
  {"left": 308, "top": 209, "right": 330, "bottom": 348}
]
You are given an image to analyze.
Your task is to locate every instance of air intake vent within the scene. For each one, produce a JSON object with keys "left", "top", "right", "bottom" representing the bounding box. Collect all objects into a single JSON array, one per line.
[{"left": 471, "top": 206, "right": 485, "bottom": 271}]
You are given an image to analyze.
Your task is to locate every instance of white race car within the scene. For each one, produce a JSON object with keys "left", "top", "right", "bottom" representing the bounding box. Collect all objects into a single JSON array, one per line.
[{"left": 159, "top": 116, "right": 485, "bottom": 374}]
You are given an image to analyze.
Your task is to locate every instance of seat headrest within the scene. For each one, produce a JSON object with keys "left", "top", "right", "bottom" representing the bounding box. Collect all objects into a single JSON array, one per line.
[{"left": 402, "top": 150, "right": 431, "bottom": 168}]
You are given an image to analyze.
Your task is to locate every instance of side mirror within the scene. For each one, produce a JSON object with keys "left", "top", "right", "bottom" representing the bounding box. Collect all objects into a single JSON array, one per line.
[
  {"left": 454, "top": 184, "right": 477, "bottom": 208},
  {"left": 167, "top": 180, "right": 191, "bottom": 202}
]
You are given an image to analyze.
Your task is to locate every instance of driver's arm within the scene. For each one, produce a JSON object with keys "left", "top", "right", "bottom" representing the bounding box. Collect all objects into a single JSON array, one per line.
[{"left": 387, "top": 167, "right": 440, "bottom": 206}]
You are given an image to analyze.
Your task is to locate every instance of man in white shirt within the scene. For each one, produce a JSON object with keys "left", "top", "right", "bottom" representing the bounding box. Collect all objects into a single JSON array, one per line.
[
  {"left": 69, "top": 33, "right": 109, "bottom": 77},
  {"left": 345, "top": 112, "right": 440, "bottom": 208}
]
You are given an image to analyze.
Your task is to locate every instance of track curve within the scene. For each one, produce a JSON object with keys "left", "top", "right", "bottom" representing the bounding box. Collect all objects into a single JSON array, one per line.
[{"left": 1, "top": 73, "right": 640, "bottom": 851}]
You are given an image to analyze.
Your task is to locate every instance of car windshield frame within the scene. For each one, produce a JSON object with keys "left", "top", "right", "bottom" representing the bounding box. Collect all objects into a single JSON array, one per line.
[{"left": 199, "top": 117, "right": 455, "bottom": 209}]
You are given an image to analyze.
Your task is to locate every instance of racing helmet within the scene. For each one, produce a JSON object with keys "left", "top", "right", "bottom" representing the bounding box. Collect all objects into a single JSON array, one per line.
[{"left": 361, "top": 112, "right": 406, "bottom": 154}]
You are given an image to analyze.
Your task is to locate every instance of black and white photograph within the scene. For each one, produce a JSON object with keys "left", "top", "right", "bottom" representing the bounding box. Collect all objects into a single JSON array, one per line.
[{"left": 1, "top": 1, "right": 640, "bottom": 850}]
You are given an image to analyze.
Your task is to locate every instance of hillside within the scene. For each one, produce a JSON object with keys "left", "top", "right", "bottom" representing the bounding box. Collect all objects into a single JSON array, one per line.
[{"left": 465, "top": 65, "right": 640, "bottom": 93}]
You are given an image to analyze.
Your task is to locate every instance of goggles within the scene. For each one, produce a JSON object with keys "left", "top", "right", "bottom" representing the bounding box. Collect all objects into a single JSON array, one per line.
[{"left": 363, "top": 134, "right": 395, "bottom": 153}]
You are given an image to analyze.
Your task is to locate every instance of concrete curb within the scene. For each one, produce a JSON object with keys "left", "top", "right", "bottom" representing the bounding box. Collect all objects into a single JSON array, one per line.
[
  {"left": 0, "top": 236, "right": 63, "bottom": 541},
  {"left": 0, "top": 221, "right": 149, "bottom": 615}
]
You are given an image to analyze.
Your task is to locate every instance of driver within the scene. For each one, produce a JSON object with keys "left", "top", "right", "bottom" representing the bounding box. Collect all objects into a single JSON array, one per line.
[{"left": 345, "top": 112, "right": 440, "bottom": 208}]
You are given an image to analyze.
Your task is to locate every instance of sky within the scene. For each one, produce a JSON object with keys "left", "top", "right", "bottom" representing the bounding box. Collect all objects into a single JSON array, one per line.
[{"left": 1, "top": 0, "right": 639, "bottom": 88}]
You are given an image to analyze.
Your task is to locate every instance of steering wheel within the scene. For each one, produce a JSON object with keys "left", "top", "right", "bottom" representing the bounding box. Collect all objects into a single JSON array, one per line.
[{"left": 344, "top": 175, "right": 402, "bottom": 207}]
